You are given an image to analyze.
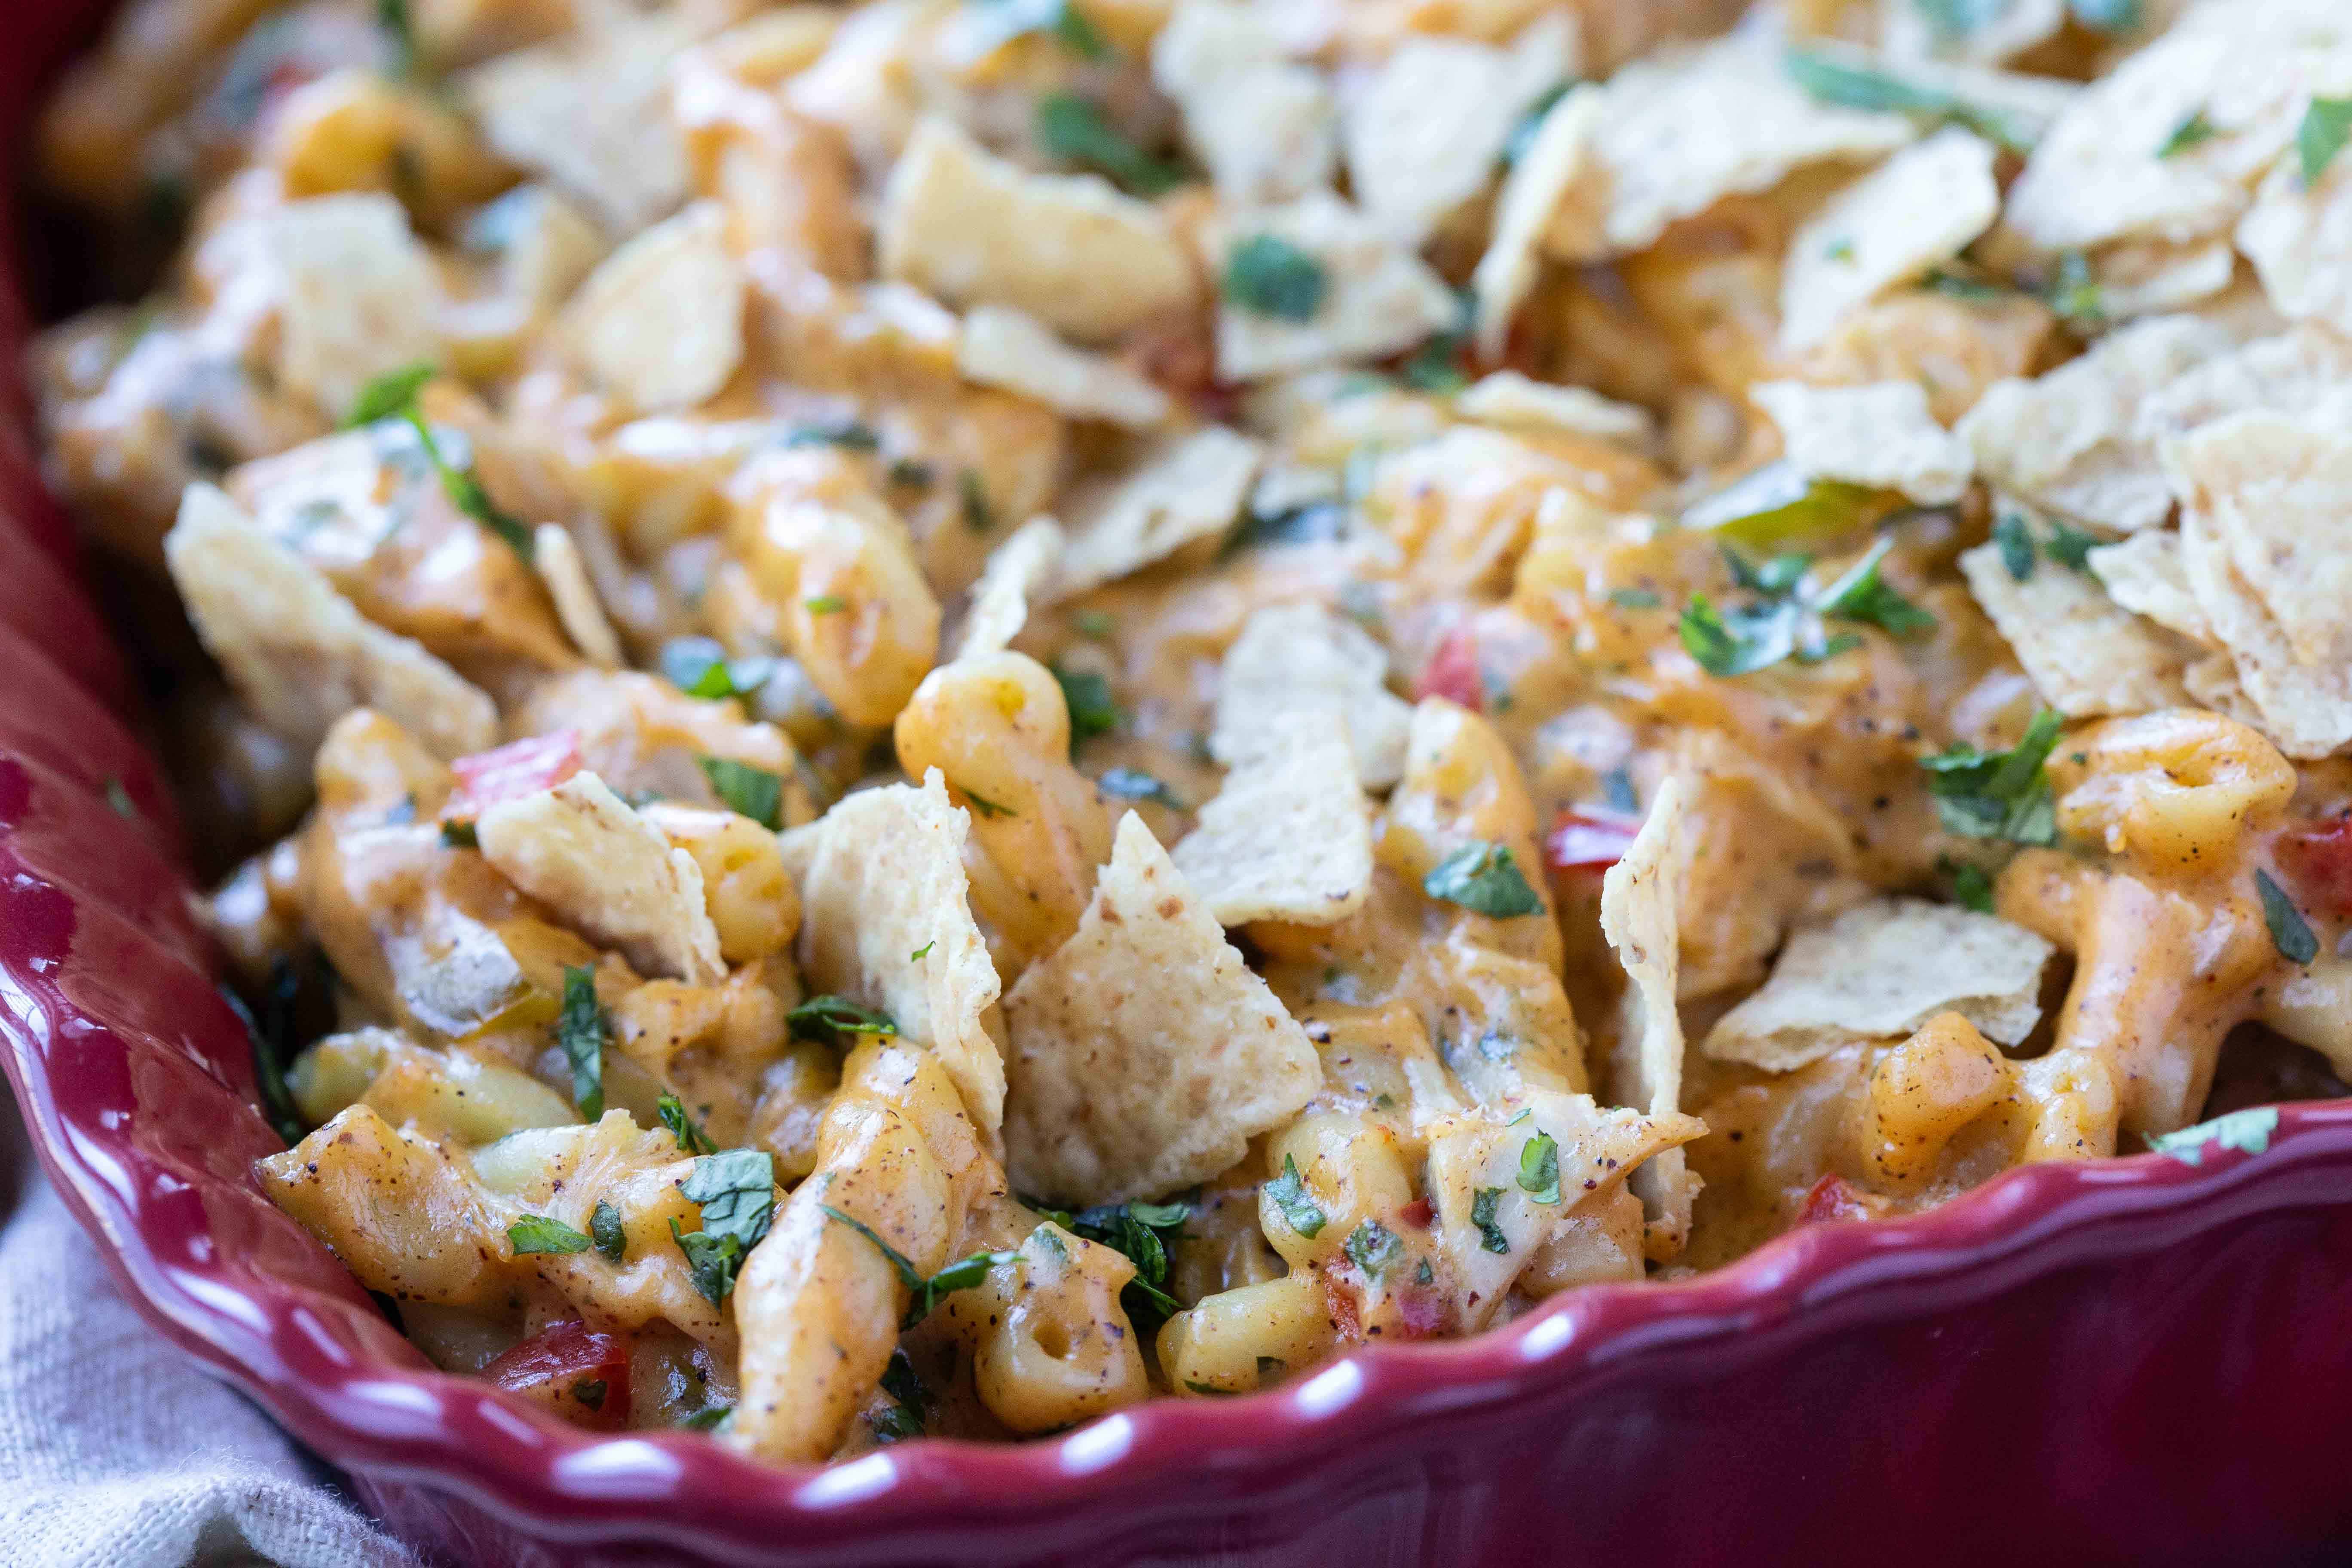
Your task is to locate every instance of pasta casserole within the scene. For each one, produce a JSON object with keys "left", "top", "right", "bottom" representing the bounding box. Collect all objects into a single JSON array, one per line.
[{"left": 27, "top": 0, "right": 2352, "bottom": 1461}]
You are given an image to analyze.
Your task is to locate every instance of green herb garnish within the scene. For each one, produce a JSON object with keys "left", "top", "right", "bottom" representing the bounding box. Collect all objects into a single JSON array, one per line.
[
  {"left": 1942, "top": 857, "right": 1996, "bottom": 914},
  {"left": 1225, "top": 500, "right": 1349, "bottom": 556},
  {"left": 1053, "top": 666, "right": 1122, "bottom": 750},
  {"left": 1470, "top": 1187, "right": 1510, "bottom": 1254},
  {"left": 658, "top": 1092, "right": 717, "bottom": 1156},
  {"left": 820, "top": 1205, "right": 1016, "bottom": 1327},
  {"left": 787, "top": 995, "right": 898, "bottom": 1044},
  {"left": 961, "top": 470, "right": 994, "bottom": 533},
  {"left": 783, "top": 419, "right": 880, "bottom": 451},
  {"left": 870, "top": 1348, "right": 929, "bottom": 1444},
  {"left": 2156, "top": 108, "right": 2215, "bottom": 158},
  {"left": 1993, "top": 510, "right": 2036, "bottom": 581},
  {"left": 1609, "top": 588, "right": 1662, "bottom": 610},
  {"left": 1265, "top": 1155, "right": 1327, "bottom": 1238},
  {"left": 679, "top": 1402, "right": 732, "bottom": 1431},
  {"left": 696, "top": 756, "right": 784, "bottom": 829},
  {"left": 804, "top": 595, "right": 848, "bottom": 615},
  {"left": 660, "top": 636, "right": 772, "bottom": 701},
  {"left": 2044, "top": 518, "right": 2101, "bottom": 571},
  {"left": 1096, "top": 767, "right": 1183, "bottom": 808},
  {"left": 2256, "top": 868, "right": 2318, "bottom": 965},
  {"left": 438, "top": 819, "right": 479, "bottom": 850},
  {"left": 2144, "top": 1105, "right": 2278, "bottom": 1165},
  {"left": 508, "top": 1214, "right": 593, "bottom": 1256},
  {"left": 957, "top": 782, "right": 1015, "bottom": 818},
  {"left": 1919, "top": 707, "right": 2063, "bottom": 846},
  {"left": 1036, "top": 92, "right": 1187, "bottom": 196},
  {"left": 2300, "top": 97, "right": 2352, "bottom": 185},
  {"left": 1782, "top": 45, "right": 2035, "bottom": 153},
  {"left": 1516, "top": 1132, "right": 1561, "bottom": 1205},
  {"left": 1423, "top": 841, "right": 1545, "bottom": 919},
  {"left": 1062, "top": 1198, "right": 1188, "bottom": 1325},
  {"left": 345, "top": 363, "right": 535, "bottom": 560},
  {"left": 590, "top": 1199, "right": 627, "bottom": 1264},
  {"left": 1501, "top": 83, "right": 1572, "bottom": 167},
  {"left": 671, "top": 1148, "right": 778, "bottom": 1304},
  {"left": 557, "top": 964, "right": 606, "bottom": 1122},
  {"left": 1223, "top": 234, "right": 1327, "bottom": 321},
  {"left": 220, "top": 958, "right": 306, "bottom": 1145},
  {"left": 2044, "top": 250, "right": 2105, "bottom": 331},
  {"left": 1344, "top": 1219, "right": 1405, "bottom": 1281}
]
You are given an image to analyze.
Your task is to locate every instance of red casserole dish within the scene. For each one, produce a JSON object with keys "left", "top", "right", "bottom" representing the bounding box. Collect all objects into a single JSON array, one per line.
[{"left": 8, "top": 6, "right": 2352, "bottom": 1563}]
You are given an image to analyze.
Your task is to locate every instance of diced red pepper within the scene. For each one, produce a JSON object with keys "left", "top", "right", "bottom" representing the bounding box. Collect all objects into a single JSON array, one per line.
[
  {"left": 2275, "top": 815, "right": 2352, "bottom": 921},
  {"left": 1396, "top": 1197, "right": 1434, "bottom": 1230},
  {"left": 444, "top": 730, "right": 582, "bottom": 823},
  {"left": 1415, "top": 626, "right": 1484, "bottom": 710},
  {"left": 484, "top": 1320, "right": 632, "bottom": 1431},
  {"left": 1544, "top": 810, "right": 1642, "bottom": 873},
  {"left": 1793, "top": 1173, "right": 1880, "bottom": 1228},
  {"left": 1393, "top": 1285, "right": 1447, "bottom": 1339}
]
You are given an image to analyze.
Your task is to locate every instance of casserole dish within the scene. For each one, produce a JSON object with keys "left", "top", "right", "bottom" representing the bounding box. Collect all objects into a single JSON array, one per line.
[{"left": 10, "top": 2, "right": 2352, "bottom": 1563}]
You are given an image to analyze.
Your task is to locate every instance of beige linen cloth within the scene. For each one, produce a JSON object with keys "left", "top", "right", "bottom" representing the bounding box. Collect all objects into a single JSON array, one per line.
[{"left": 0, "top": 1090, "right": 417, "bottom": 1568}]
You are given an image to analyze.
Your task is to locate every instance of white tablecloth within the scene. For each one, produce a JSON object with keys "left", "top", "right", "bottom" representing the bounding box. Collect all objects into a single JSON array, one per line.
[{"left": 0, "top": 1091, "right": 418, "bottom": 1567}]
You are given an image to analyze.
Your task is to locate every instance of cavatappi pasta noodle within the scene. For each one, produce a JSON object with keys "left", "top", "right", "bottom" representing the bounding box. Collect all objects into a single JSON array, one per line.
[{"left": 33, "top": 0, "right": 2352, "bottom": 1458}]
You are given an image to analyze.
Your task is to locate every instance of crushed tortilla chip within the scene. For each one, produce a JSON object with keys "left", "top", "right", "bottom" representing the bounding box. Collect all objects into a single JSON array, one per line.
[
  {"left": 2138, "top": 325, "right": 2352, "bottom": 447},
  {"left": 1455, "top": 370, "right": 1655, "bottom": 447},
  {"left": 1599, "top": 775, "right": 1700, "bottom": 1259},
  {"left": 2087, "top": 530, "right": 2214, "bottom": 645},
  {"left": 563, "top": 202, "right": 745, "bottom": 416},
  {"left": 2092, "top": 237, "right": 2239, "bottom": 323},
  {"left": 1051, "top": 426, "right": 1265, "bottom": 599},
  {"left": 533, "top": 523, "right": 623, "bottom": 668},
  {"left": 958, "top": 517, "right": 1065, "bottom": 661},
  {"left": 1206, "top": 192, "right": 1461, "bottom": 381},
  {"left": 165, "top": 483, "right": 496, "bottom": 760},
  {"left": 2235, "top": 153, "right": 2352, "bottom": 339},
  {"left": 1752, "top": 379, "right": 1972, "bottom": 504},
  {"left": 1169, "top": 708, "right": 1372, "bottom": 927},
  {"left": 1209, "top": 602, "right": 1413, "bottom": 787},
  {"left": 1703, "top": 897, "right": 2054, "bottom": 1072},
  {"left": 1001, "top": 813, "right": 1320, "bottom": 1203},
  {"left": 476, "top": 769, "right": 726, "bottom": 986},
  {"left": 1151, "top": 0, "right": 1335, "bottom": 204},
  {"left": 956, "top": 305, "right": 1170, "bottom": 429},
  {"left": 879, "top": 116, "right": 1196, "bottom": 344},
  {"left": 1546, "top": 31, "right": 1914, "bottom": 261},
  {"left": 1343, "top": 17, "right": 1575, "bottom": 247},
  {"left": 1779, "top": 126, "right": 2000, "bottom": 352},
  {"left": 1957, "top": 313, "right": 2234, "bottom": 532},
  {"left": 1960, "top": 518, "right": 2198, "bottom": 717},
  {"left": 776, "top": 769, "right": 1005, "bottom": 1133},
  {"left": 1471, "top": 84, "right": 1602, "bottom": 358}
]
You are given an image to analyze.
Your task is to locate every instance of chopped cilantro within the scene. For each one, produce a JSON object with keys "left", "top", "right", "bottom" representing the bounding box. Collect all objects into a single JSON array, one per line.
[
  {"left": 957, "top": 782, "right": 1014, "bottom": 818},
  {"left": 820, "top": 1205, "right": 1015, "bottom": 1327},
  {"left": 1062, "top": 1199, "right": 1188, "bottom": 1325},
  {"left": 345, "top": 364, "right": 535, "bottom": 560},
  {"left": 508, "top": 1215, "right": 593, "bottom": 1256},
  {"left": 968, "top": 0, "right": 1111, "bottom": 60},
  {"left": 2144, "top": 1105, "right": 2278, "bottom": 1165},
  {"left": 1344, "top": 1219, "right": 1405, "bottom": 1281},
  {"left": 1074, "top": 609, "right": 1116, "bottom": 639},
  {"left": 1053, "top": 666, "right": 1123, "bottom": 749},
  {"left": 1918, "top": 266, "right": 2012, "bottom": 303},
  {"left": 1415, "top": 1258, "right": 1434, "bottom": 1285},
  {"left": 678, "top": 1402, "right": 732, "bottom": 1432},
  {"left": 961, "top": 470, "right": 995, "bottom": 533},
  {"left": 1782, "top": 45, "right": 2035, "bottom": 153},
  {"left": 1993, "top": 510, "right": 2036, "bottom": 581},
  {"left": 1423, "top": 841, "right": 1545, "bottom": 919},
  {"left": 658, "top": 1092, "right": 717, "bottom": 1156},
  {"left": 2256, "top": 869, "right": 2318, "bottom": 965},
  {"left": 1516, "top": 1132, "right": 1561, "bottom": 1205},
  {"left": 590, "top": 1199, "right": 627, "bottom": 1265},
  {"left": 1681, "top": 459, "right": 1878, "bottom": 547},
  {"left": 2301, "top": 98, "right": 2352, "bottom": 185},
  {"left": 696, "top": 756, "right": 784, "bottom": 829},
  {"left": 871, "top": 1349, "right": 929, "bottom": 1444},
  {"left": 1184, "top": 1381, "right": 1243, "bottom": 1397},
  {"left": 787, "top": 995, "right": 898, "bottom": 1044},
  {"left": 1814, "top": 539, "right": 1937, "bottom": 639},
  {"left": 438, "top": 820, "right": 479, "bottom": 850},
  {"left": 1684, "top": 540, "right": 1929, "bottom": 677},
  {"left": 1919, "top": 708, "right": 2063, "bottom": 846},
  {"left": 557, "top": 964, "right": 606, "bottom": 1122},
  {"left": 1265, "top": 1154, "right": 1327, "bottom": 1238},
  {"left": 2044, "top": 518, "right": 2101, "bottom": 571},
  {"left": 570, "top": 1378, "right": 607, "bottom": 1411},
  {"left": 2043, "top": 250, "right": 2106, "bottom": 331},
  {"left": 803, "top": 595, "right": 848, "bottom": 616},
  {"left": 888, "top": 457, "right": 935, "bottom": 489},
  {"left": 1942, "top": 857, "right": 1996, "bottom": 915},
  {"left": 1608, "top": 587, "right": 1662, "bottom": 610},
  {"left": 346, "top": 362, "right": 435, "bottom": 426},
  {"left": 660, "top": 636, "right": 772, "bottom": 701},
  {"left": 2156, "top": 108, "right": 2215, "bottom": 158},
  {"left": 1223, "top": 233, "right": 1328, "bottom": 322},
  {"left": 1397, "top": 300, "right": 1472, "bottom": 394},
  {"left": 782, "top": 419, "right": 880, "bottom": 451},
  {"left": 1035, "top": 93, "right": 1186, "bottom": 196},
  {"left": 220, "top": 958, "right": 307, "bottom": 1145},
  {"left": 910, "top": 940, "right": 936, "bottom": 961},
  {"left": 672, "top": 1148, "right": 778, "bottom": 1304},
  {"left": 1225, "top": 499, "right": 1350, "bottom": 556},
  {"left": 1470, "top": 1187, "right": 1510, "bottom": 1254},
  {"left": 1097, "top": 766, "right": 1183, "bottom": 808},
  {"left": 375, "top": 0, "right": 414, "bottom": 73}
]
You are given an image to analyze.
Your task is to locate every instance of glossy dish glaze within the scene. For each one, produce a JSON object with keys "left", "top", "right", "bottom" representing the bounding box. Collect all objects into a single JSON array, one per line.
[{"left": 7, "top": 5, "right": 2352, "bottom": 1564}]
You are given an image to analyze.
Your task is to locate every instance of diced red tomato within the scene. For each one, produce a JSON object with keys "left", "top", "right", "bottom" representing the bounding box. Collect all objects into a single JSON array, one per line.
[
  {"left": 444, "top": 731, "right": 582, "bottom": 823},
  {"left": 1544, "top": 810, "right": 1642, "bottom": 873},
  {"left": 1793, "top": 1174, "right": 1882, "bottom": 1228},
  {"left": 484, "top": 1320, "right": 631, "bottom": 1432},
  {"left": 1396, "top": 1197, "right": 1434, "bottom": 1230},
  {"left": 2275, "top": 815, "right": 2352, "bottom": 920},
  {"left": 1415, "top": 626, "right": 1484, "bottom": 710},
  {"left": 1393, "top": 1285, "right": 1447, "bottom": 1339}
]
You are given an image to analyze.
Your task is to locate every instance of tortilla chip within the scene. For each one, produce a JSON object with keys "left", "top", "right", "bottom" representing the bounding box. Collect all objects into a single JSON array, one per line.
[
  {"left": 1752, "top": 379, "right": 1972, "bottom": 504},
  {"left": 1169, "top": 709, "right": 1372, "bottom": 927},
  {"left": 197, "top": 193, "right": 440, "bottom": 421},
  {"left": 1344, "top": 17, "right": 1575, "bottom": 247},
  {"left": 879, "top": 116, "right": 1196, "bottom": 344},
  {"left": 164, "top": 484, "right": 497, "bottom": 760},
  {"left": 1960, "top": 517, "right": 2199, "bottom": 717},
  {"left": 1547, "top": 31, "right": 1914, "bottom": 261},
  {"left": 1151, "top": 0, "right": 1336, "bottom": 203},
  {"left": 1599, "top": 776, "right": 1700, "bottom": 1259},
  {"left": 958, "top": 517, "right": 1065, "bottom": 661},
  {"left": 776, "top": 770, "right": 1005, "bottom": 1133},
  {"left": 1455, "top": 370, "right": 1654, "bottom": 447},
  {"left": 1780, "top": 126, "right": 2001, "bottom": 352},
  {"left": 564, "top": 202, "right": 745, "bottom": 416},
  {"left": 1001, "top": 813, "right": 1320, "bottom": 1203},
  {"left": 1206, "top": 192, "right": 1461, "bottom": 382},
  {"left": 1957, "top": 313, "right": 2235, "bottom": 532},
  {"left": 2092, "top": 237, "right": 2239, "bottom": 322},
  {"left": 1471, "top": 85, "right": 1601, "bottom": 358},
  {"left": 2138, "top": 325, "right": 2352, "bottom": 447},
  {"left": 533, "top": 524, "right": 623, "bottom": 668},
  {"left": 1052, "top": 426, "right": 1265, "bottom": 598},
  {"left": 2087, "top": 530, "right": 2214, "bottom": 645},
  {"left": 1209, "top": 602, "right": 1413, "bottom": 787},
  {"left": 1703, "top": 897, "right": 2054, "bottom": 1072},
  {"left": 957, "top": 305, "right": 1170, "bottom": 429},
  {"left": 461, "top": 10, "right": 694, "bottom": 237},
  {"left": 478, "top": 770, "right": 726, "bottom": 986},
  {"left": 2236, "top": 152, "right": 2352, "bottom": 338}
]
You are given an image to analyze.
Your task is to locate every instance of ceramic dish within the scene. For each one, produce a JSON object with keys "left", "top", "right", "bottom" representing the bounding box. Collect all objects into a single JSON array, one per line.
[{"left": 10, "top": 2, "right": 2352, "bottom": 1562}]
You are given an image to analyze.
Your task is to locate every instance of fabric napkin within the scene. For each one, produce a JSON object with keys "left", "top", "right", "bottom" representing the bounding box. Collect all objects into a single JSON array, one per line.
[{"left": 0, "top": 1090, "right": 418, "bottom": 1568}]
